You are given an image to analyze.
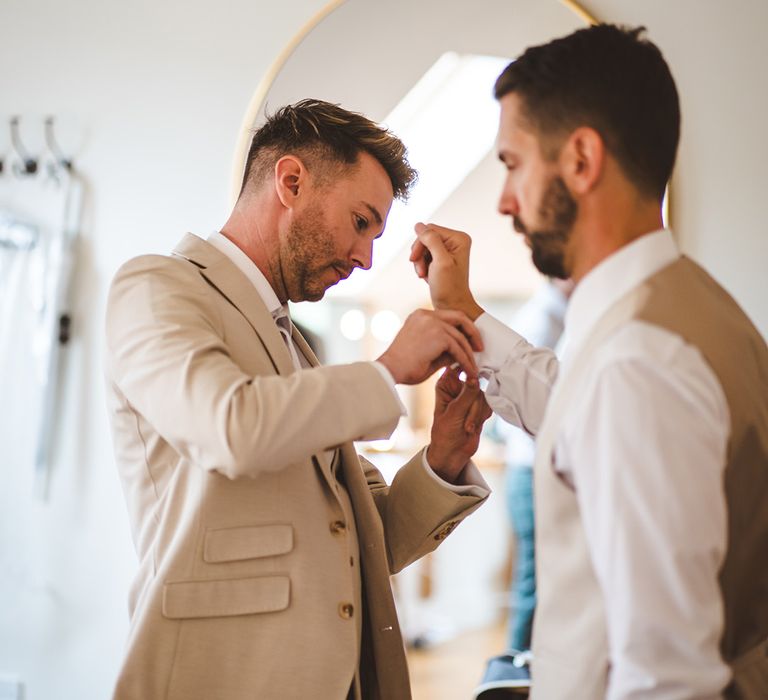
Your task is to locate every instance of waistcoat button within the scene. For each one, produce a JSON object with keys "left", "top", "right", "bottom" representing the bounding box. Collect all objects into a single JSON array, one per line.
[{"left": 330, "top": 520, "right": 346, "bottom": 535}]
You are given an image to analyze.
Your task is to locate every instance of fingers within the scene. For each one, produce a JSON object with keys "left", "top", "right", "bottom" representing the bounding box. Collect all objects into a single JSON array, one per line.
[
  {"left": 463, "top": 393, "right": 491, "bottom": 434},
  {"left": 436, "top": 366, "right": 463, "bottom": 399},
  {"left": 434, "top": 340, "right": 476, "bottom": 380},
  {"left": 409, "top": 239, "right": 431, "bottom": 279},
  {"left": 413, "top": 226, "right": 452, "bottom": 267},
  {"left": 388, "top": 309, "right": 483, "bottom": 385},
  {"left": 436, "top": 365, "right": 462, "bottom": 389},
  {"left": 439, "top": 322, "right": 479, "bottom": 378},
  {"left": 434, "top": 367, "right": 460, "bottom": 412},
  {"left": 409, "top": 237, "right": 427, "bottom": 262},
  {"left": 439, "top": 376, "right": 486, "bottom": 434},
  {"left": 415, "top": 222, "right": 471, "bottom": 254},
  {"left": 434, "top": 309, "right": 484, "bottom": 352},
  {"left": 416, "top": 221, "right": 463, "bottom": 238},
  {"left": 415, "top": 309, "right": 482, "bottom": 378}
]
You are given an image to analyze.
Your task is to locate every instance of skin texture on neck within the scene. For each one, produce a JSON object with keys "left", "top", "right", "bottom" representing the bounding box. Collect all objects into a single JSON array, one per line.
[{"left": 220, "top": 188, "right": 289, "bottom": 302}]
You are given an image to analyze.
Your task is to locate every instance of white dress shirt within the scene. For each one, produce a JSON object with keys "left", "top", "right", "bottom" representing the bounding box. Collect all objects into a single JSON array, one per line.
[
  {"left": 206, "top": 232, "right": 489, "bottom": 497},
  {"left": 498, "top": 280, "right": 569, "bottom": 469},
  {"left": 476, "top": 229, "right": 731, "bottom": 699}
]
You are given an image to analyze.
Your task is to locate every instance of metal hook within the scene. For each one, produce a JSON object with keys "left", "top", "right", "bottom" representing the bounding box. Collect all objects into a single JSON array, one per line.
[
  {"left": 44, "top": 116, "right": 72, "bottom": 171},
  {"left": 10, "top": 116, "right": 38, "bottom": 176}
]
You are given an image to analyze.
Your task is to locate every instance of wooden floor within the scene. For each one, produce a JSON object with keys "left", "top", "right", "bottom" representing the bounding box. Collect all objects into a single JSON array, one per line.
[{"left": 407, "top": 620, "right": 506, "bottom": 700}]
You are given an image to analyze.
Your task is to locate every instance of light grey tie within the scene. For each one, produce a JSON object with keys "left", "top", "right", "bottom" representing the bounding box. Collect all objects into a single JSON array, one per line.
[
  {"left": 274, "top": 307, "right": 334, "bottom": 463},
  {"left": 273, "top": 308, "right": 302, "bottom": 370}
]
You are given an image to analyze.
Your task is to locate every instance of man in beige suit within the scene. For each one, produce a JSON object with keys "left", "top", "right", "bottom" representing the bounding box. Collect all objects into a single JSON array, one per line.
[
  {"left": 411, "top": 25, "right": 768, "bottom": 700},
  {"left": 105, "top": 99, "right": 492, "bottom": 700}
]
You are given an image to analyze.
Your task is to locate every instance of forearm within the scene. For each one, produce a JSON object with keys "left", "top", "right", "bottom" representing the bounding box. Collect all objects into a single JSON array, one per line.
[
  {"left": 107, "top": 261, "right": 401, "bottom": 478},
  {"left": 113, "top": 350, "right": 401, "bottom": 478},
  {"left": 475, "top": 312, "right": 558, "bottom": 435}
]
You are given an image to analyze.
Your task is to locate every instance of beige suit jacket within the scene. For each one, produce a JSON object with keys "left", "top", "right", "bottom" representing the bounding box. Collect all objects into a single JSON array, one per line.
[{"left": 105, "top": 234, "right": 486, "bottom": 700}]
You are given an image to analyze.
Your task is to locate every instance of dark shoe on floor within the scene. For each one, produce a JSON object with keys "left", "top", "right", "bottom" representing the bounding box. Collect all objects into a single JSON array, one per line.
[{"left": 472, "top": 651, "right": 531, "bottom": 699}]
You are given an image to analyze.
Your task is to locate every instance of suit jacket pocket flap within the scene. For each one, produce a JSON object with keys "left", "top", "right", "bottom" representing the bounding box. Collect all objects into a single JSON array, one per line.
[
  {"left": 204, "top": 523, "right": 294, "bottom": 563},
  {"left": 162, "top": 575, "right": 290, "bottom": 619}
]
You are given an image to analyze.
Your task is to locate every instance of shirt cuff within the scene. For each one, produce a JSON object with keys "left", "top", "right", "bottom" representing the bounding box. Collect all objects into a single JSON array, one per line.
[
  {"left": 475, "top": 312, "right": 530, "bottom": 373},
  {"left": 371, "top": 361, "right": 408, "bottom": 416},
  {"left": 421, "top": 447, "right": 490, "bottom": 498}
]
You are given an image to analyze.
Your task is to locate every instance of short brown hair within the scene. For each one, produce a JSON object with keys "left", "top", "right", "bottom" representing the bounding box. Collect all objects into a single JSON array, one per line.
[
  {"left": 495, "top": 25, "right": 679, "bottom": 201},
  {"left": 240, "top": 99, "right": 417, "bottom": 201}
]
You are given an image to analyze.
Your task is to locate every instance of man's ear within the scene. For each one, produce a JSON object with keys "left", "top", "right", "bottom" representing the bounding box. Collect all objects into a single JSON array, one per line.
[
  {"left": 560, "top": 127, "right": 604, "bottom": 196},
  {"left": 274, "top": 155, "right": 305, "bottom": 209}
]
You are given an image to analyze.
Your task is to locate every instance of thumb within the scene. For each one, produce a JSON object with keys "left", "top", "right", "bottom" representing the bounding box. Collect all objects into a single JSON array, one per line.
[
  {"left": 451, "top": 378, "right": 482, "bottom": 415},
  {"left": 463, "top": 394, "right": 489, "bottom": 434}
]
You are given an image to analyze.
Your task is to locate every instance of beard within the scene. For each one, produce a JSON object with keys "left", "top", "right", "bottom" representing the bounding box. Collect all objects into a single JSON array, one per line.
[
  {"left": 514, "top": 176, "right": 577, "bottom": 280},
  {"left": 282, "top": 203, "right": 352, "bottom": 302}
]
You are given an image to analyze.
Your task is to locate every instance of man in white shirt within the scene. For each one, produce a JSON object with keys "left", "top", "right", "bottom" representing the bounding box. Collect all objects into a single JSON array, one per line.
[
  {"left": 105, "top": 99, "right": 491, "bottom": 700},
  {"left": 411, "top": 24, "right": 768, "bottom": 700}
]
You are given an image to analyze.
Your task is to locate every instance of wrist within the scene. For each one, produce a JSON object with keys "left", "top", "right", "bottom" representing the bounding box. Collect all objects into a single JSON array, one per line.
[
  {"left": 376, "top": 353, "right": 402, "bottom": 384},
  {"left": 434, "top": 295, "right": 484, "bottom": 320},
  {"left": 426, "top": 445, "right": 467, "bottom": 483},
  {"left": 462, "top": 299, "right": 485, "bottom": 321}
]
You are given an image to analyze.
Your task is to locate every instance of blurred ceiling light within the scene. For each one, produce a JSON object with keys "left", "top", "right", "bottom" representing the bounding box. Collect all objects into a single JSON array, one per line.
[
  {"left": 339, "top": 308, "right": 366, "bottom": 341},
  {"left": 328, "top": 51, "right": 510, "bottom": 299},
  {"left": 370, "top": 310, "right": 401, "bottom": 343}
]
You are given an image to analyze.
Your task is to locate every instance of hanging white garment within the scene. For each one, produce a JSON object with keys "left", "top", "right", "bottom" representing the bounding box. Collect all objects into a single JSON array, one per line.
[{"left": 0, "top": 162, "right": 82, "bottom": 497}]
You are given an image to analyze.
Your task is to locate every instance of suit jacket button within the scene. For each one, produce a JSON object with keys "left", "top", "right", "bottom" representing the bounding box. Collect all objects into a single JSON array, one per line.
[
  {"left": 338, "top": 602, "right": 354, "bottom": 619},
  {"left": 330, "top": 520, "right": 346, "bottom": 535},
  {"left": 434, "top": 521, "right": 458, "bottom": 541}
]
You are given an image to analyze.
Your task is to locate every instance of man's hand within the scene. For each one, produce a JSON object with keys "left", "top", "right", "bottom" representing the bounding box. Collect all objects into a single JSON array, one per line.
[
  {"left": 377, "top": 309, "right": 483, "bottom": 385},
  {"left": 410, "top": 222, "right": 484, "bottom": 320},
  {"left": 427, "top": 368, "right": 493, "bottom": 483}
]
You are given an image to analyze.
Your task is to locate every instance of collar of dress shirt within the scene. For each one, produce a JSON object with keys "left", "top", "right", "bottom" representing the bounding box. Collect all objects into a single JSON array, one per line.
[
  {"left": 564, "top": 228, "right": 679, "bottom": 358},
  {"left": 207, "top": 231, "right": 289, "bottom": 318}
]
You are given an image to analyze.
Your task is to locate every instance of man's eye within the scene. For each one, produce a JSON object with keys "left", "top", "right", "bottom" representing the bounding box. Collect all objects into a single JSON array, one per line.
[{"left": 355, "top": 216, "right": 368, "bottom": 230}]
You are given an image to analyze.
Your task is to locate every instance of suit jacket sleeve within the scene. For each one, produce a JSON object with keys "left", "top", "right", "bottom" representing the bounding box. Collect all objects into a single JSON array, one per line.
[
  {"left": 359, "top": 452, "right": 488, "bottom": 574},
  {"left": 105, "top": 255, "right": 402, "bottom": 479}
]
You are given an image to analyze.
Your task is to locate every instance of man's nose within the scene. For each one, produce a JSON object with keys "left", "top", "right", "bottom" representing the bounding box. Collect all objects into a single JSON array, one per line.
[
  {"left": 498, "top": 189, "right": 519, "bottom": 217},
  {"left": 351, "top": 239, "right": 374, "bottom": 271}
]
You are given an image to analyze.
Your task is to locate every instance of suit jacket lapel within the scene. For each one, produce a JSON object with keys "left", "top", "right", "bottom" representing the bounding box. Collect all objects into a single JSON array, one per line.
[
  {"left": 173, "top": 234, "right": 343, "bottom": 501},
  {"left": 171, "top": 233, "right": 295, "bottom": 376}
]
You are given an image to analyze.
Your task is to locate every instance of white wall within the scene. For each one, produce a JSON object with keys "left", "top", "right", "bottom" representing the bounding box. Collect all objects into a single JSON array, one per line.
[
  {"left": 1, "top": 1, "right": 766, "bottom": 699},
  {"left": 586, "top": 0, "right": 768, "bottom": 334}
]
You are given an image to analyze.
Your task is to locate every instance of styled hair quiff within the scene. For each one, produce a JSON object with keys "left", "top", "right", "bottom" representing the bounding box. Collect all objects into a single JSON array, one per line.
[
  {"left": 240, "top": 99, "right": 417, "bottom": 201},
  {"left": 494, "top": 24, "right": 680, "bottom": 201}
]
